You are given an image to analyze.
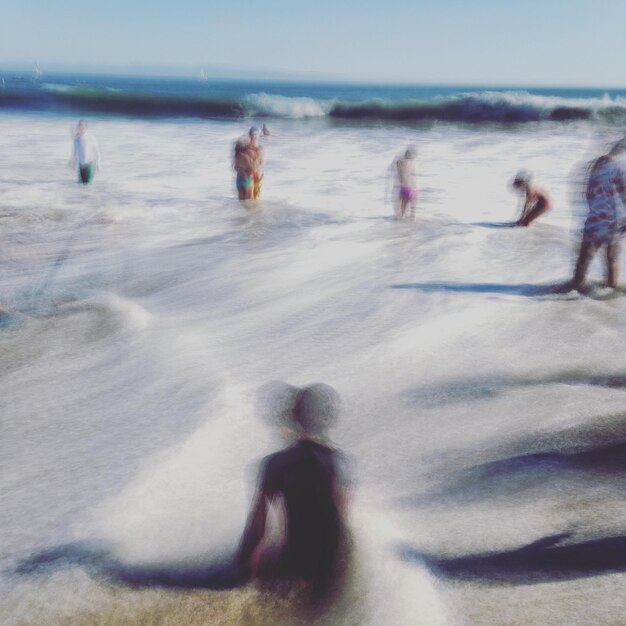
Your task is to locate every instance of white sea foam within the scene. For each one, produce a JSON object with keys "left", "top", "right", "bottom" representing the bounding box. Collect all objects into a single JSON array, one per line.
[
  {"left": 40, "top": 82, "right": 74, "bottom": 93},
  {"left": 2, "top": 111, "right": 626, "bottom": 625},
  {"left": 85, "top": 381, "right": 268, "bottom": 563},
  {"left": 459, "top": 89, "right": 626, "bottom": 110},
  {"left": 245, "top": 92, "right": 331, "bottom": 118}
]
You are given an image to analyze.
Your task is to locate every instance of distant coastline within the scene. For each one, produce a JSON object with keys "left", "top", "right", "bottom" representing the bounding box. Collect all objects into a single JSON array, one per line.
[{"left": 1, "top": 63, "right": 625, "bottom": 91}]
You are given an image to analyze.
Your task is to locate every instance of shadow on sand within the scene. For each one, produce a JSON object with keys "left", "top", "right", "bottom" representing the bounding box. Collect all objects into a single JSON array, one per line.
[
  {"left": 471, "top": 221, "right": 517, "bottom": 229},
  {"left": 391, "top": 281, "right": 572, "bottom": 297},
  {"left": 13, "top": 542, "right": 243, "bottom": 590},
  {"left": 398, "top": 532, "right": 626, "bottom": 584},
  {"left": 402, "top": 370, "right": 626, "bottom": 410},
  {"left": 395, "top": 437, "right": 626, "bottom": 508}
]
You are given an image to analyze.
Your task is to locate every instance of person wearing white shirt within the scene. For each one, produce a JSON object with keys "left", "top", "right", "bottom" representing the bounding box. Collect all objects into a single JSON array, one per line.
[{"left": 71, "top": 120, "right": 100, "bottom": 184}]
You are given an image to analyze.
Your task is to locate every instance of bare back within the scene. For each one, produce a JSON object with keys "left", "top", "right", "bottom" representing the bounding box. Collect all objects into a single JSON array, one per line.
[{"left": 397, "top": 157, "right": 416, "bottom": 187}]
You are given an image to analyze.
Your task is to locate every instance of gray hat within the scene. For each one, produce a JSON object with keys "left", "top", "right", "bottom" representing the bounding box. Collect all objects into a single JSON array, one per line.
[
  {"left": 293, "top": 383, "right": 341, "bottom": 435},
  {"left": 257, "top": 381, "right": 299, "bottom": 427},
  {"left": 257, "top": 381, "right": 341, "bottom": 435}
]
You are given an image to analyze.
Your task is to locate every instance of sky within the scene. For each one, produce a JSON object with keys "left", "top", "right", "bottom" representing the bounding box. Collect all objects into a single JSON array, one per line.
[{"left": 1, "top": 0, "right": 625, "bottom": 86}]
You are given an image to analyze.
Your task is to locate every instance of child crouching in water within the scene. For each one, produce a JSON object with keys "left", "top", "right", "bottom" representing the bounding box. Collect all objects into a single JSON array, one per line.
[{"left": 511, "top": 171, "right": 551, "bottom": 226}]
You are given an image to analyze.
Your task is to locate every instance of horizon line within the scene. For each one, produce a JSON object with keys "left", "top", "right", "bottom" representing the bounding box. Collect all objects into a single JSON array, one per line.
[{"left": 1, "top": 65, "right": 625, "bottom": 91}]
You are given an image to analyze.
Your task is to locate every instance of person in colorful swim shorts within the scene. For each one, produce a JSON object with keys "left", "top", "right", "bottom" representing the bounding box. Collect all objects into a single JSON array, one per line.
[
  {"left": 395, "top": 146, "right": 418, "bottom": 219},
  {"left": 510, "top": 171, "right": 551, "bottom": 226},
  {"left": 571, "top": 138, "right": 626, "bottom": 292},
  {"left": 237, "top": 382, "right": 350, "bottom": 599},
  {"left": 70, "top": 120, "right": 100, "bottom": 185},
  {"left": 247, "top": 126, "right": 265, "bottom": 199},
  {"left": 233, "top": 138, "right": 254, "bottom": 200}
]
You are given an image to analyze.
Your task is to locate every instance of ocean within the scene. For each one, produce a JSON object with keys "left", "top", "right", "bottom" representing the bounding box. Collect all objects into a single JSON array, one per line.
[{"left": 1, "top": 73, "right": 626, "bottom": 625}]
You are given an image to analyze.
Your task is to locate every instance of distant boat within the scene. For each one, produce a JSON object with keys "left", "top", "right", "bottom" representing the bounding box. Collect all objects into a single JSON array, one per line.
[{"left": 34, "top": 61, "right": 43, "bottom": 79}]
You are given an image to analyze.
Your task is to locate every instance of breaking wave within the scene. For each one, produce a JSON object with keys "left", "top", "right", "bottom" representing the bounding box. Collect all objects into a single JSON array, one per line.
[{"left": 2, "top": 80, "right": 626, "bottom": 125}]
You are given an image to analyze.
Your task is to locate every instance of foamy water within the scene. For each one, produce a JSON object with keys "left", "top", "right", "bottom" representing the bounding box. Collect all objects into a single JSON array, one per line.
[{"left": 1, "top": 111, "right": 626, "bottom": 625}]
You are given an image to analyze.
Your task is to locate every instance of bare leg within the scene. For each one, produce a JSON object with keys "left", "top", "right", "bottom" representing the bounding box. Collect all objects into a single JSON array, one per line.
[
  {"left": 607, "top": 241, "right": 621, "bottom": 288},
  {"left": 398, "top": 197, "right": 408, "bottom": 219},
  {"left": 519, "top": 198, "right": 549, "bottom": 226},
  {"left": 572, "top": 240, "right": 599, "bottom": 291},
  {"left": 392, "top": 196, "right": 401, "bottom": 219}
]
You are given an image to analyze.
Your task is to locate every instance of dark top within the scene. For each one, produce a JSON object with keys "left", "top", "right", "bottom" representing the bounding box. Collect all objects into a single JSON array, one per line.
[{"left": 241, "top": 439, "right": 346, "bottom": 584}]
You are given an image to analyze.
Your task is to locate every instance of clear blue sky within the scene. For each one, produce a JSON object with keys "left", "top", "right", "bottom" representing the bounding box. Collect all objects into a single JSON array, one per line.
[{"left": 1, "top": 0, "right": 625, "bottom": 86}]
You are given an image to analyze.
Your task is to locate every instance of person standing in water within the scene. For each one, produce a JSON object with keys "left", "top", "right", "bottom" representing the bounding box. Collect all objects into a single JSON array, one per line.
[
  {"left": 571, "top": 138, "right": 626, "bottom": 292},
  {"left": 70, "top": 120, "right": 100, "bottom": 185},
  {"left": 237, "top": 383, "right": 349, "bottom": 596},
  {"left": 233, "top": 127, "right": 265, "bottom": 200},
  {"left": 247, "top": 126, "right": 266, "bottom": 199},
  {"left": 233, "top": 137, "right": 255, "bottom": 200},
  {"left": 395, "top": 146, "right": 418, "bottom": 219},
  {"left": 510, "top": 171, "right": 551, "bottom": 226}
]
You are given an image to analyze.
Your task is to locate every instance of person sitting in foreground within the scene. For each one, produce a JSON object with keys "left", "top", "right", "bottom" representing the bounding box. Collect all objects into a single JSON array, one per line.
[
  {"left": 511, "top": 171, "right": 551, "bottom": 226},
  {"left": 237, "top": 383, "right": 349, "bottom": 596}
]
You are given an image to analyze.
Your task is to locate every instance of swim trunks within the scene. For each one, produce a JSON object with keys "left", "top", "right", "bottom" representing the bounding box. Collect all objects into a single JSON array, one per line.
[
  {"left": 236, "top": 175, "right": 253, "bottom": 190},
  {"left": 79, "top": 162, "right": 96, "bottom": 184},
  {"left": 399, "top": 186, "right": 417, "bottom": 201}
]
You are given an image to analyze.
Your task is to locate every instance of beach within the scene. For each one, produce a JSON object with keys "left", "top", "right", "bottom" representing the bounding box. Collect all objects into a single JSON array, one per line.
[{"left": 1, "top": 77, "right": 626, "bottom": 625}]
